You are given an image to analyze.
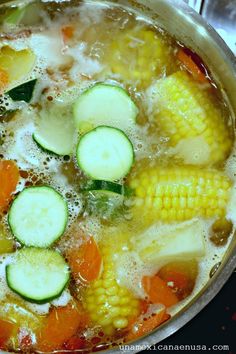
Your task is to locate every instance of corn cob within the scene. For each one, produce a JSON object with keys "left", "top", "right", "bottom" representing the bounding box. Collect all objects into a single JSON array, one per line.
[
  {"left": 148, "top": 71, "right": 232, "bottom": 165},
  {"left": 129, "top": 166, "right": 232, "bottom": 223},
  {"left": 104, "top": 28, "right": 177, "bottom": 88},
  {"left": 83, "top": 246, "right": 140, "bottom": 335}
]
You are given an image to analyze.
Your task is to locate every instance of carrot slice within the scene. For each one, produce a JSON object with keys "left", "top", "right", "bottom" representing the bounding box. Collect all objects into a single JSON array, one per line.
[
  {"left": 36, "top": 302, "right": 88, "bottom": 352},
  {"left": 177, "top": 49, "right": 208, "bottom": 83},
  {"left": 159, "top": 268, "right": 189, "bottom": 290},
  {"left": 0, "top": 160, "right": 20, "bottom": 212},
  {"left": 67, "top": 236, "right": 102, "bottom": 282},
  {"left": 158, "top": 261, "right": 198, "bottom": 300},
  {"left": 126, "top": 308, "right": 170, "bottom": 342},
  {"left": 142, "top": 275, "right": 179, "bottom": 308},
  {"left": 0, "top": 319, "right": 15, "bottom": 349},
  {"left": 140, "top": 299, "right": 149, "bottom": 315}
]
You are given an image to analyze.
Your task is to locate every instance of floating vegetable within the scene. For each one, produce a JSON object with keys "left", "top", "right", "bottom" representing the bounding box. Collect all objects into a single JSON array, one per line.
[
  {"left": 84, "top": 245, "right": 140, "bottom": 335},
  {"left": 0, "top": 160, "right": 19, "bottom": 213},
  {"left": 77, "top": 126, "right": 134, "bottom": 181},
  {"left": 0, "top": 47, "right": 36, "bottom": 89},
  {"left": 8, "top": 186, "right": 68, "bottom": 247},
  {"left": 148, "top": 71, "right": 233, "bottom": 165},
  {"left": 129, "top": 166, "right": 231, "bottom": 223},
  {"left": 6, "top": 248, "right": 70, "bottom": 303},
  {"left": 142, "top": 275, "right": 179, "bottom": 307},
  {"left": 73, "top": 84, "right": 138, "bottom": 133},
  {"left": 36, "top": 301, "right": 87, "bottom": 351},
  {"left": 67, "top": 236, "right": 102, "bottom": 282},
  {"left": 7, "top": 79, "right": 37, "bottom": 103},
  {"left": 132, "top": 220, "right": 206, "bottom": 265},
  {"left": 33, "top": 102, "right": 76, "bottom": 155}
]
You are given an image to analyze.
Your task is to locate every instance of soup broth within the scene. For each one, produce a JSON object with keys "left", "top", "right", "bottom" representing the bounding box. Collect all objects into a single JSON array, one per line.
[{"left": 0, "top": 0, "right": 235, "bottom": 352}]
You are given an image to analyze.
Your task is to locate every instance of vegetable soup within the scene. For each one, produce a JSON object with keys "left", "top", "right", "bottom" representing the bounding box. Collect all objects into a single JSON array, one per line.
[{"left": 0, "top": 0, "right": 235, "bottom": 352}]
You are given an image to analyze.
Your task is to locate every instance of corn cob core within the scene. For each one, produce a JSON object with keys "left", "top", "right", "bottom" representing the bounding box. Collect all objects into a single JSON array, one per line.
[
  {"left": 104, "top": 28, "right": 176, "bottom": 88},
  {"left": 129, "top": 166, "right": 232, "bottom": 222},
  {"left": 83, "top": 246, "right": 140, "bottom": 335},
  {"left": 151, "top": 71, "right": 232, "bottom": 164}
]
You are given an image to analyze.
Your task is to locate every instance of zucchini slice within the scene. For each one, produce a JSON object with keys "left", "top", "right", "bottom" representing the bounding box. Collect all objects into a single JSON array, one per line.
[
  {"left": 6, "top": 248, "right": 70, "bottom": 304},
  {"left": 73, "top": 83, "right": 138, "bottom": 133},
  {"left": 76, "top": 126, "right": 134, "bottom": 181},
  {"left": 8, "top": 186, "right": 68, "bottom": 247},
  {"left": 33, "top": 103, "right": 76, "bottom": 156}
]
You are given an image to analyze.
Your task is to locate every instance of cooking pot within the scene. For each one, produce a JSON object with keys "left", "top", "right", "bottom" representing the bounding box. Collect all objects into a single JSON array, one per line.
[{"left": 0, "top": 0, "right": 236, "bottom": 352}]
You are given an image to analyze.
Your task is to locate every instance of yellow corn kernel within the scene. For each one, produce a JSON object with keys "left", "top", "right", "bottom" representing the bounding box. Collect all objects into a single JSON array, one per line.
[
  {"left": 129, "top": 166, "right": 232, "bottom": 224},
  {"left": 149, "top": 71, "right": 233, "bottom": 165},
  {"left": 83, "top": 247, "right": 140, "bottom": 334},
  {"left": 103, "top": 28, "right": 177, "bottom": 88},
  {"left": 113, "top": 318, "right": 129, "bottom": 329}
]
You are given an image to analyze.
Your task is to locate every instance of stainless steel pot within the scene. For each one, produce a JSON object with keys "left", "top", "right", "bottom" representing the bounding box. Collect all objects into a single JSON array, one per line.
[{"left": 0, "top": 0, "right": 236, "bottom": 352}]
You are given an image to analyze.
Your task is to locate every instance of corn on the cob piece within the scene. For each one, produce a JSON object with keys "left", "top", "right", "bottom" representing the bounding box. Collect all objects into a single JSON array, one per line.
[
  {"left": 83, "top": 246, "right": 140, "bottom": 335},
  {"left": 104, "top": 28, "right": 177, "bottom": 88},
  {"left": 148, "top": 71, "right": 232, "bottom": 165},
  {"left": 129, "top": 166, "right": 232, "bottom": 223}
]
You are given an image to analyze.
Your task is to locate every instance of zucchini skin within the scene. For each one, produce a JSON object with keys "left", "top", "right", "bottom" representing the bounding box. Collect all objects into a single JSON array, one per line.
[
  {"left": 32, "top": 134, "right": 60, "bottom": 156},
  {"left": 82, "top": 180, "right": 132, "bottom": 196}
]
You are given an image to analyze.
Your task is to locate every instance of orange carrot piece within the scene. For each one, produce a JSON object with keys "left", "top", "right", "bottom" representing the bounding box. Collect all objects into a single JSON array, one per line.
[
  {"left": 36, "top": 302, "right": 88, "bottom": 352},
  {"left": 67, "top": 236, "right": 102, "bottom": 282},
  {"left": 62, "top": 25, "right": 75, "bottom": 42},
  {"left": 126, "top": 308, "right": 170, "bottom": 342},
  {"left": 158, "top": 261, "right": 198, "bottom": 300},
  {"left": 0, "top": 160, "right": 20, "bottom": 212},
  {"left": 142, "top": 275, "right": 179, "bottom": 308},
  {"left": 0, "top": 319, "right": 15, "bottom": 349},
  {"left": 0, "top": 68, "right": 9, "bottom": 92},
  {"left": 177, "top": 49, "right": 208, "bottom": 83},
  {"left": 158, "top": 267, "right": 189, "bottom": 291},
  {"left": 140, "top": 299, "right": 149, "bottom": 315}
]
